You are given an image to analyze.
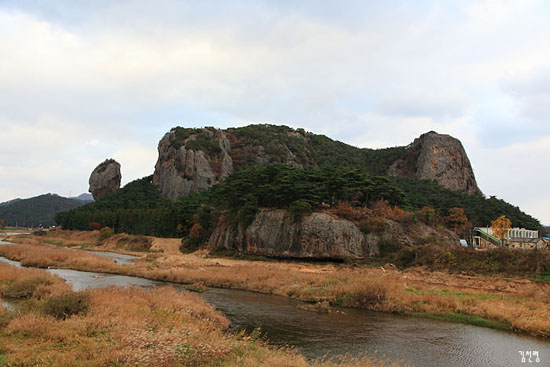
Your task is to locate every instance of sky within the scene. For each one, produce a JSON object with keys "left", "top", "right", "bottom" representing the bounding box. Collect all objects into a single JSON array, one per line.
[{"left": 0, "top": 0, "right": 549, "bottom": 224}]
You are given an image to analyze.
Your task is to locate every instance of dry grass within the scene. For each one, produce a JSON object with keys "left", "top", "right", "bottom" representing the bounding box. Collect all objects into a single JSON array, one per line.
[
  {"left": 0, "top": 263, "right": 409, "bottom": 367},
  {"left": 3, "top": 231, "right": 550, "bottom": 338}
]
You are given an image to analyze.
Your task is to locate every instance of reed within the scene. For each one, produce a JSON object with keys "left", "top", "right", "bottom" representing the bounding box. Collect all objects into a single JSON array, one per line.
[{"left": 3, "top": 231, "right": 550, "bottom": 338}]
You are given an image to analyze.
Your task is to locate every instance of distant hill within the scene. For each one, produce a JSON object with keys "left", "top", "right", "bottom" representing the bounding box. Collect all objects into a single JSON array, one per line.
[
  {"left": 71, "top": 193, "right": 94, "bottom": 203},
  {"left": 0, "top": 193, "right": 88, "bottom": 227},
  {"left": 0, "top": 198, "right": 22, "bottom": 207}
]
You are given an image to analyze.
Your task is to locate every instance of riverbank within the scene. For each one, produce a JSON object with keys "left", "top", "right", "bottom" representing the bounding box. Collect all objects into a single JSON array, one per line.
[
  {"left": 0, "top": 262, "right": 311, "bottom": 366},
  {"left": 0, "top": 262, "right": 412, "bottom": 367},
  {"left": 2, "top": 230, "right": 550, "bottom": 338}
]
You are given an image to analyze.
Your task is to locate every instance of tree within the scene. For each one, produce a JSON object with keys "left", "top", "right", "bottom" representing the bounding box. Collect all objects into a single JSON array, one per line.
[
  {"left": 444, "top": 207, "right": 468, "bottom": 235},
  {"left": 0, "top": 218, "right": 4, "bottom": 229},
  {"left": 418, "top": 206, "right": 436, "bottom": 225},
  {"left": 491, "top": 215, "right": 511, "bottom": 246}
]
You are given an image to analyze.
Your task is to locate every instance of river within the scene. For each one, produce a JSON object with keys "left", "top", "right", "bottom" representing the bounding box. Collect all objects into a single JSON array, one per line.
[{"left": 0, "top": 241, "right": 548, "bottom": 367}]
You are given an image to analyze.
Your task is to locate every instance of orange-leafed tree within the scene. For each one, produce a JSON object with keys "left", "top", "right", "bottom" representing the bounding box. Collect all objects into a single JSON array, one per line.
[
  {"left": 491, "top": 215, "right": 511, "bottom": 246},
  {"left": 444, "top": 207, "right": 468, "bottom": 234}
]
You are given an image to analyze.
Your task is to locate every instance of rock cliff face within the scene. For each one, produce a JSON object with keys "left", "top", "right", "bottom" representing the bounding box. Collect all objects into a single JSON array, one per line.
[
  {"left": 208, "top": 208, "right": 459, "bottom": 259},
  {"left": 209, "top": 209, "right": 373, "bottom": 259},
  {"left": 89, "top": 159, "right": 121, "bottom": 200},
  {"left": 387, "top": 131, "right": 479, "bottom": 194},
  {"left": 153, "top": 128, "right": 233, "bottom": 200},
  {"left": 153, "top": 125, "right": 480, "bottom": 200}
]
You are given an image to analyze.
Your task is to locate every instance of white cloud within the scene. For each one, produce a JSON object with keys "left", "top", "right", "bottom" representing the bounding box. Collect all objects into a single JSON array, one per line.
[{"left": 0, "top": 1, "right": 549, "bottom": 224}]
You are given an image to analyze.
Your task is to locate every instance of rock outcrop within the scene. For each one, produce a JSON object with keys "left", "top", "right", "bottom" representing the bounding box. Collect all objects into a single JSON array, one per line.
[
  {"left": 153, "top": 128, "right": 233, "bottom": 200},
  {"left": 153, "top": 125, "right": 480, "bottom": 200},
  {"left": 208, "top": 208, "right": 459, "bottom": 260},
  {"left": 89, "top": 159, "right": 121, "bottom": 200},
  {"left": 209, "top": 209, "right": 373, "bottom": 259},
  {"left": 387, "top": 131, "right": 479, "bottom": 194}
]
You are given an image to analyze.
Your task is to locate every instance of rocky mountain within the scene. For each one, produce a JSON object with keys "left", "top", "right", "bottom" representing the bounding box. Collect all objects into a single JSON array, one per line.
[
  {"left": 387, "top": 131, "right": 479, "bottom": 194},
  {"left": 153, "top": 125, "right": 479, "bottom": 200},
  {"left": 0, "top": 193, "right": 87, "bottom": 227},
  {"left": 89, "top": 159, "right": 122, "bottom": 200}
]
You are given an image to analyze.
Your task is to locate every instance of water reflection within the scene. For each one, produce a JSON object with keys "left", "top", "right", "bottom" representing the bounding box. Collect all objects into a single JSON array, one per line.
[{"left": 0, "top": 255, "right": 548, "bottom": 367}]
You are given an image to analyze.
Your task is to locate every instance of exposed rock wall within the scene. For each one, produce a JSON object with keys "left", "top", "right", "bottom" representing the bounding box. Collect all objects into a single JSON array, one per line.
[
  {"left": 208, "top": 208, "right": 460, "bottom": 260},
  {"left": 153, "top": 128, "right": 233, "bottom": 200},
  {"left": 88, "top": 159, "right": 121, "bottom": 200},
  {"left": 209, "top": 209, "right": 372, "bottom": 259},
  {"left": 388, "top": 131, "right": 479, "bottom": 194},
  {"left": 153, "top": 125, "right": 480, "bottom": 200}
]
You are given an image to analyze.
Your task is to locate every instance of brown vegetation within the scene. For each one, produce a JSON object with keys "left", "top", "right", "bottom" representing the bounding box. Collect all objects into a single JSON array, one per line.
[
  {"left": 3, "top": 231, "right": 550, "bottom": 338},
  {"left": 0, "top": 263, "right": 408, "bottom": 367}
]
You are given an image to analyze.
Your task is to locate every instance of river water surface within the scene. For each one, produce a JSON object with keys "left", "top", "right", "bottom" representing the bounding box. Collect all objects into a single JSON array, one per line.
[{"left": 0, "top": 243, "right": 548, "bottom": 367}]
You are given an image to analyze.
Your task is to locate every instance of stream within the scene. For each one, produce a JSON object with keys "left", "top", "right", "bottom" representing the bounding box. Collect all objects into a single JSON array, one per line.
[{"left": 0, "top": 239, "right": 548, "bottom": 367}]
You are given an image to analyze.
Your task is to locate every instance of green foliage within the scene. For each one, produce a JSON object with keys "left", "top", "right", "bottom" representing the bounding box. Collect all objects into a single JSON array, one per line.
[
  {"left": 391, "top": 177, "right": 540, "bottom": 229},
  {"left": 42, "top": 292, "right": 90, "bottom": 319},
  {"left": 170, "top": 127, "right": 201, "bottom": 148},
  {"left": 289, "top": 200, "right": 313, "bottom": 216},
  {"left": 55, "top": 176, "right": 178, "bottom": 237},
  {"left": 211, "top": 164, "right": 407, "bottom": 211},
  {"left": 186, "top": 132, "right": 222, "bottom": 156},
  {"left": 0, "top": 194, "right": 86, "bottom": 227}
]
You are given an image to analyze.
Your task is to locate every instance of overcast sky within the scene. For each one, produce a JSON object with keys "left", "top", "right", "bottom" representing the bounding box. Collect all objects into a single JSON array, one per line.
[{"left": 1, "top": 0, "right": 549, "bottom": 224}]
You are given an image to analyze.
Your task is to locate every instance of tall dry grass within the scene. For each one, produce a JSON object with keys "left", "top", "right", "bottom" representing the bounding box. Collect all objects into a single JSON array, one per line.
[
  {"left": 2, "top": 236, "right": 550, "bottom": 338},
  {"left": 0, "top": 263, "right": 409, "bottom": 367}
]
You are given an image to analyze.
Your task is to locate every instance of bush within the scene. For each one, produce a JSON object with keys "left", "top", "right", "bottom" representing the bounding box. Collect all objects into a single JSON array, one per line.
[
  {"left": 289, "top": 200, "right": 312, "bottom": 217},
  {"left": 32, "top": 230, "right": 48, "bottom": 237},
  {"left": 378, "top": 237, "right": 402, "bottom": 256},
  {"left": 98, "top": 226, "right": 114, "bottom": 242},
  {"left": 3, "top": 277, "right": 52, "bottom": 299},
  {"left": 42, "top": 292, "right": 90, "bottom": 319},
  {"left": 366, "top": 216, "right": 387, "bottom": 233},
  {"left": 335, "top": 282, "right": 387, "bottom": 307},
  {"left": 117, "top": 235, "right": 152, "bottom": 252}
]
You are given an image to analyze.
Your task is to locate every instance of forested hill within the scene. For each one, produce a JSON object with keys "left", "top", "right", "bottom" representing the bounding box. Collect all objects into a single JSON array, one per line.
[
  {"left": 57, "top": 164, "right": 541, "bottom": 239},
  {"left": 56, "top": 124, "right": 540, "bottom": 239},
  {"left": 0, "top": 194, "right": 88, "bottom": 227}
]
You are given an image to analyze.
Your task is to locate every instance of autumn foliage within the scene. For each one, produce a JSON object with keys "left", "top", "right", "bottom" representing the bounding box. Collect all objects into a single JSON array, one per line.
[
  {"left": 444, "top": 207, "right": 468, "bottom": 234},
  {"left": 491, "top": 215, "right": 512, "bottom": 244}
]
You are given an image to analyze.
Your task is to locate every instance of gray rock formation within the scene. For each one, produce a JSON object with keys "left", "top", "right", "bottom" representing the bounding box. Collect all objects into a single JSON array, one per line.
[
  {"left": 208, "top": 208, "right": 460, "bottom": 260},
  {"left": 209, "top": 209, "right": 374, "bottom": 259},
  {"left": 88, "top": 159, "right": 121, "bottom": 200},
  {"left": 153, "top": 125, "right": 480, "bottom": 200},
  {"left": 153, "top": 128, "right": 233, "bottom": 200},
  {"left": 388, "top": 131, "right": 479, "bottom": 194}
]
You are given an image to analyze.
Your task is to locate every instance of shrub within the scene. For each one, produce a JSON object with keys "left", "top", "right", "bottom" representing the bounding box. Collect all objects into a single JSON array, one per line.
[
  {"left": 98, "top": 226, "right": 114, "bottom": 242},
  {"left": 378, "top": 237, "right": 401, "bottom": 256},
  {"left": 335, "top": 282, "right": 387, "bottom": 307},
  {"left": 32, "top": 230, "right": 48, "bottom": 237},
  {"left": 42, "top": 292, "right": 90, "bottom": 319},
  {"left": 366, "top": 216, "right": 387, "bottom": 233},
  {"left": 289, "top": 200, "right": 312, "bottom": 217},
  {"left": 117, "top": 235, "right": 152, "bottom": 252},
  {"left": 3, "top": 277, "right": 52, "bottom": 299}
]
